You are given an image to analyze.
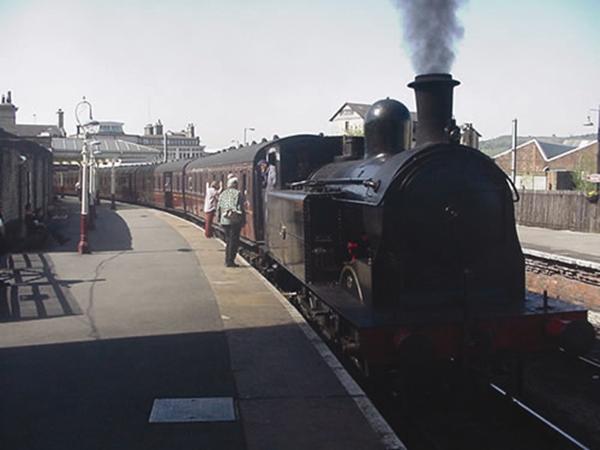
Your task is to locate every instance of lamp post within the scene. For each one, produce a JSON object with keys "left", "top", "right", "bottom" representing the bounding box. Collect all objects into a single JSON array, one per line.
[
  {"left": 94, "top": 149, "right": 101, "bottom": 206},
  {"left": 511, "top": 118, "right": 518, "bottom": 184},
  {"left": 243, "top": 127, "right": 255, "bottom": 145},
  {"left": 583, "top": 105, "right": 600, "bottom": 191},
  {"left": 110, "top": 159, "right": 117, "bottom": 210},
  {"left": 88, "top": 145, "right": 100, "bottom": 229},
  {"left": 75, "top": 97, "right": 99, "bottom": 254}
]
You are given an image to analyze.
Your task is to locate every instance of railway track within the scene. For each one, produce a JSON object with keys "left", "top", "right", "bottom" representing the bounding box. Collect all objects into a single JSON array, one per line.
[
  {"left": 360, "top": 359, "right": 593, "bottom": 450},
  {"left": 524, "top": 249, "right": 600, "bottom": 327}
]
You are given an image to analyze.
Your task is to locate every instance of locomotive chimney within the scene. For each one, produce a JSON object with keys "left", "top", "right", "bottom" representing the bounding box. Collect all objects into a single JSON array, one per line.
[{"left": 408, "top": 73, "right": 460, "bottom": 146}]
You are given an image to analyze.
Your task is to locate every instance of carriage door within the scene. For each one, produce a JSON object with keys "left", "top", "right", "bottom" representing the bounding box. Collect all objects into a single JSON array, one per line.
[{"left": 164, "top": 172, "right": 173, "bottom": 208}]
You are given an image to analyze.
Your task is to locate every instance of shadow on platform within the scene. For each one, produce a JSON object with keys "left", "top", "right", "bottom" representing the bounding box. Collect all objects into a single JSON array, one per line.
[
  {"left": 46, "top": 198, "right": 133, "bottom": 253},
  {"left": 0, "top": 331, "right": 242, "bottom": 450},
  {"left": 0, "top": 323, "right": 381, "bottom": 450},
  {"left": 0, "top": 253, "right": 85, "bottom": 322}
]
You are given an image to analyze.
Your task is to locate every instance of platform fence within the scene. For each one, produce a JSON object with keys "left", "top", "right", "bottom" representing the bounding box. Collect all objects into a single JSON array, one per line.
[{"left": 516, "top": 190, "right": 600, "bottom": 233}]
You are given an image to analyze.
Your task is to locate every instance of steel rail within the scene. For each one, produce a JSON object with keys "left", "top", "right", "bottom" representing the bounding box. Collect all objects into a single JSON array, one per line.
[{"left": 489, "top": 382, "right": 589, "bottom": 450}]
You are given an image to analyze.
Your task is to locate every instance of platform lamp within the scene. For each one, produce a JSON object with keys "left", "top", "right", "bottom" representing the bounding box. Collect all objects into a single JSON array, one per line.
[
  {"left": 110, "top": 158, "right": 118, "bottom": 210},
  {"left": 243, "top": 127, "right": 255, "bottom": 145},
  {"left": 75, "top": 97, "right": 99, "bottom": 254},
  {"left": 583, "top": 105, "right": 600, "bottom": 192},
  {"left": 88, "top": 144, "right": 101, "bottom": 228}
]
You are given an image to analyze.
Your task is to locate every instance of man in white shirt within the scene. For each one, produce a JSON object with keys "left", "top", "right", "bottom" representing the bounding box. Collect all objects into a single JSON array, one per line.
[{"left": 203, "top": 181, "right": 221, "bottom": 238}]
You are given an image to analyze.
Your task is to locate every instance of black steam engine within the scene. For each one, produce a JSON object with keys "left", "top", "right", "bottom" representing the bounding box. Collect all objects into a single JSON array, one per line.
[
  {"left": 72, "top": 72, "right": 595, "bottom": 375},
  {"left": 265, "top": 74, "right": 594, "bottom": 373}
]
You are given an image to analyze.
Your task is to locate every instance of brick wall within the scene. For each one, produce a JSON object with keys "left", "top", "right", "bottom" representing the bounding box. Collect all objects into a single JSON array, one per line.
[
  {"left": 525, "top": 256, "right": 600, "bottom": 309},
  {"left": 495, "top": 141, "right": 547, "bottom": 175},
  {"left": 495, "top": 141, "right": 599, "bottom": 177},
  {"left": 547, "top": 141, "right": 598, "bottom": 173}
]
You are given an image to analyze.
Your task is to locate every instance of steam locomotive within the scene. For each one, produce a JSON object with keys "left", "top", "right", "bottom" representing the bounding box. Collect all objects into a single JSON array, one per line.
[{"left": 58, "top": 73, "right": 596, "bottom": 374}]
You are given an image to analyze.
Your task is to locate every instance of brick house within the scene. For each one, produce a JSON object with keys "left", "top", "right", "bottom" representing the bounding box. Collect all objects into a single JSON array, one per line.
[{"left": 493, "top": 139, "right": 599, "bottom": 190}]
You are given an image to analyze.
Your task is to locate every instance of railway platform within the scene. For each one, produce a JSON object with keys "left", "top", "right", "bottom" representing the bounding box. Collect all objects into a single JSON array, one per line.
[
  {"left": 518, "top": 225, "right": 600, "bottom": 266},
  {"left": 0, "top": 198, "right": 402, "bottom": 450}
]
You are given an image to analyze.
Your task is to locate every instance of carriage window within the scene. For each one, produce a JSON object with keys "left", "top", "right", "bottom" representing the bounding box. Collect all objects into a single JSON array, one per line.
[{"left": 188, "top": 175, "right": 193, "bottom": 191}]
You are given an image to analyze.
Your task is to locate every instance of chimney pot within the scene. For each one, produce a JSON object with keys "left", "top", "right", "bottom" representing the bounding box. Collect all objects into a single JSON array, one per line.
[
  {"left": 57, "top": 108, "right": 64, "bottom": 130},
  {"left": 408, "top": 73, "right": 460, "bottom": 147}
]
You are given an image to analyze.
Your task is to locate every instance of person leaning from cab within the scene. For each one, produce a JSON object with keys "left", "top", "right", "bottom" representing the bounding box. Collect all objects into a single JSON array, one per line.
[{"left": 217, "top": 177, "right": 245, "bottom": 267}]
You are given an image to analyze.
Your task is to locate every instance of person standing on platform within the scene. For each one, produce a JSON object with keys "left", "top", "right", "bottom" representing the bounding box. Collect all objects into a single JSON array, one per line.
[
  {"left": 203, "top": 181, "right": 221, "bottom": 238},
  {"left": 217, "top": 177, "right": 244, "bottom": 267}
]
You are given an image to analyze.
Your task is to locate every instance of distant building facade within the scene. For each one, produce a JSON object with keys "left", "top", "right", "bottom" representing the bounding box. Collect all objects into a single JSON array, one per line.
[
  {"left": 329, "top": 103, "right": 371, "bottom": 136},
  {"left": 493, "top": 139, "right": 599, "bottom": 190},
  {"left": 0, "top": 90, "right": 65, "bottom": 147},
  {"left": 139, "top": 120, "right": 205, "bottom": 161},
  {"left": 460, "top": 123, "right": 481, "bottom": 149}
]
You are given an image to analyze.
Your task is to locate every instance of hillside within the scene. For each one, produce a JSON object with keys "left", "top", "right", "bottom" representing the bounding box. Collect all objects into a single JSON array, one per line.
[{"left": 479, "top": 133, "right": 596, "bottom": 157}]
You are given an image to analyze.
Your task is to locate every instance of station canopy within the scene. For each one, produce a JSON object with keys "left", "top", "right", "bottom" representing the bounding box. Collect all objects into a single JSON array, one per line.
[{"left": 51, "top": 137, "right": 161, "bottom": 165}]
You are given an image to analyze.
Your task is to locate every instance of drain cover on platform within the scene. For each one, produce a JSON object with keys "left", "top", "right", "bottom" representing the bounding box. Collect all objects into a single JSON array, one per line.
[{"left": 149, "top": 397, "right": 236, "bottom": 423}]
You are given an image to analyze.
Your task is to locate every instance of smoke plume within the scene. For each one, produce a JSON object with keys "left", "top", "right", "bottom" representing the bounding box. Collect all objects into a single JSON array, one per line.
[{"left": 393, "top": 0, "right": 466, "bottom": 74}]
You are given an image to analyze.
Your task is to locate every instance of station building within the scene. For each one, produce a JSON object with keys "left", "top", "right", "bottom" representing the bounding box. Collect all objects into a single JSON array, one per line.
[
  {"left": 493, "top": 139, "right": 600, "bottom": 190},
  {"left": 0, "top": 91, "right": 65, "bottom": 144}
]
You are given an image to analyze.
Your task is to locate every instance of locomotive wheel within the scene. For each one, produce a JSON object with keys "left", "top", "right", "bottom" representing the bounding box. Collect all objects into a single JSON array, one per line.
[{"left": 339, "top": 266, "right": 364, "bottom": 303}]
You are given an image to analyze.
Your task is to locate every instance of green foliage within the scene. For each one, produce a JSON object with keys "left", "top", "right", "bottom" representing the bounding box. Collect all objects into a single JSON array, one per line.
[
  {"left": 344, "top": 127, "right": 364, "bottom": 137},
  {"left": 570, "top": 171, "right": 595, "bottom": 194}
]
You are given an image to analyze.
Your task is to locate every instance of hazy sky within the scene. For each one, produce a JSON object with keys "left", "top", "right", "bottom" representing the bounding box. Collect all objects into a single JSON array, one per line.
[{"left": 0, "top": 0, "right": 598, "bottom": 149}]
